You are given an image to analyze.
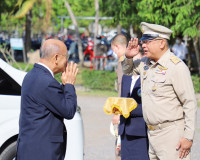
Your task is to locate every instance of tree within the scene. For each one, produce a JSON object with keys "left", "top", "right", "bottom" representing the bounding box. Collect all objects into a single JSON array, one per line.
[
  {"left": 102, "top": 0, "right": 200, "bottom": 74},
  {"left": 5, "top": 0, "right": 98, "bottom": 65},
  {"left": 137, "top": 0, "right": 200, "bottom": 75},
  {"left": 0, "top": 0, "right": 24, "bottom": 36},
  {"left": 64, "top": 0, "right": 83, "bottom": 66},
  {"left": 11, "top": 0, "right": 36, "bottom": 62},
  {"left": 94, "top": 0, "right": 99, "bottom": 55},
  {"left": 171, "top": 0, "right": 200, "bottom": 75},
  {"left": 101, "top": 0, "right": 121, "bottom": 25},
  {"left": 101, "top": 0, "right": 143, "bottom": 37},
  {"left": 24, "top": 10, "right": 32, "bottom": 62},
  {"left": 53, "top": 0, "right": 98, "bottom": 65},
  {"left": 10, "top": 0, "right": 52, "bottom": 62},
  {"left": 51, "top": 0, "right": 96, "bottom": 31},
  {"left": 0, "top": 0, "right": 17, "bottom": 19}
]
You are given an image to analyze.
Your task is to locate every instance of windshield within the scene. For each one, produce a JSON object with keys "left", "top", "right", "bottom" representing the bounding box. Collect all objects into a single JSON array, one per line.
[{"left": 0, "top": 68, "right": 21, "bottom": 95}]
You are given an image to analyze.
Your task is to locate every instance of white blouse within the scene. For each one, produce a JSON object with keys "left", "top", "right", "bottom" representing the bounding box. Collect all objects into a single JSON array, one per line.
[{"left": 130, "top": 75, "right": 140, "bottom": 94}]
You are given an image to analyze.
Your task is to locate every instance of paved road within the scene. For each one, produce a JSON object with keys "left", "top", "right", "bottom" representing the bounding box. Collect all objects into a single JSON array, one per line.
[
  {"left": 77, "top": 95, "right": 200, "bottom": 160},
  {"left": 77, "top": 96, "right": 115, "bottom": 160},
  {"left": 191, "top": 106, "right": 200, "bottom": 160}
]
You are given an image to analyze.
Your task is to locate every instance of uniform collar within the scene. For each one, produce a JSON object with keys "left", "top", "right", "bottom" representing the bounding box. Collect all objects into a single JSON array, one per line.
[
  {"left": 149, "top": 49, "right": 170, "bottom": 67},
  {"left": 157, "top": 49, "right": 170, "bottom": 67}
]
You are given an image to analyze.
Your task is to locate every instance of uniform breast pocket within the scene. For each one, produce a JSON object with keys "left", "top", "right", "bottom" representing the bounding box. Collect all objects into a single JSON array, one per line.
[{"left": 151, "top": 76, "right": 167, "bottom": 96}]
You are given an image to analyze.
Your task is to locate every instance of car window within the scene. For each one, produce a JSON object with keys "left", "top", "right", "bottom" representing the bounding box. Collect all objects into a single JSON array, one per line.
[{"left": 0, "top": 68, "right": 21, "bottom": 95}]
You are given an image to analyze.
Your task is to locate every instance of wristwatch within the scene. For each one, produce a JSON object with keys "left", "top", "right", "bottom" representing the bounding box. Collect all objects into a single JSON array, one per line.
[{"left": 186, "top": 138, "right": 193, "bottom": 142}]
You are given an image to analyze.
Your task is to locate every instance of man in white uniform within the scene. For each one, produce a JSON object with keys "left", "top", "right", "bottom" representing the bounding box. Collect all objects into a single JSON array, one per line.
[{"left": 172, "top": 36, "right": 188, "bottom": 64}]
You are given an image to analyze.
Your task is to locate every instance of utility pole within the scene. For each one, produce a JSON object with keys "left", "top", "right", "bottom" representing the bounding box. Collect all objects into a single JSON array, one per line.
[{"left": 94, "top": 0, "right": 99, "bottom": 57}]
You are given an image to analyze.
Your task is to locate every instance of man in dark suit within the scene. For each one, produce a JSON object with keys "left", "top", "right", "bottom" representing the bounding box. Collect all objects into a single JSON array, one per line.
[{"left": 16, "top": 39, "right": 78, "bottom": 160}]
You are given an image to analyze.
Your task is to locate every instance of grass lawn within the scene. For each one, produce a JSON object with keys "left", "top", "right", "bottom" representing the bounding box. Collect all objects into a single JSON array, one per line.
[
  {"left": 77, "top": 89, "right": 118, "bottom": 97},
  {"left": 11, "top": 62, "right": 200, "bottom": 97},
  {"left": 43, "top": 66, "right": 118, "bottom": 97},
  {"left": 75, "top": 67, "right": 85, "bottom": 85}
]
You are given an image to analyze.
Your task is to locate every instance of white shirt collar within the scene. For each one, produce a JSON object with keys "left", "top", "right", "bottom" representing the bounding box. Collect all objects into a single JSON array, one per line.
[
  {"left": 130, "top": 75, "right": 140, "bottom": 94},
  {"left": 38, "top": 62, "right": 54, "bottom": 78}
]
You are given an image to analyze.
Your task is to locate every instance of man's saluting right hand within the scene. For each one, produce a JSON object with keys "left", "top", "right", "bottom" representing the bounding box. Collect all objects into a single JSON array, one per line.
[{"left": 125, "top": 38, "right": 140, "bottom": 59}]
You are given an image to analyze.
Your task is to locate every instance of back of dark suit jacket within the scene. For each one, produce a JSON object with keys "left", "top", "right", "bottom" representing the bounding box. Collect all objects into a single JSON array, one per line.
[{"left": 16, "top": 64, "right": 77, "bottom": 160}]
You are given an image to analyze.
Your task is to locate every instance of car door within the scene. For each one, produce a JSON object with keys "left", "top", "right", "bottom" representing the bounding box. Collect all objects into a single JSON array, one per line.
[{"left": 0, "top": 68, "right": 21, "bottom": 160}]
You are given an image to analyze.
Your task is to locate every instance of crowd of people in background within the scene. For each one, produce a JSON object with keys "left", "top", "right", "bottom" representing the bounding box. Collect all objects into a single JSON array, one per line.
[
  {"left": 44, "top": 32, "right": 199, "bottom": 73},
  {"left": 0, "top": 30, "right": 199, "bottom": 73}
]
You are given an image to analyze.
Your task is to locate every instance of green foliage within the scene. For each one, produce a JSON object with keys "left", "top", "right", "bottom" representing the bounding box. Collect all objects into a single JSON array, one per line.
[
  {"left": 101, "top": 0, "right": 121, "bottom": 25},
  {"left": 31, "top": 1, "right": 49, "bottom": 34},
  {"left": 51, "top": 0, "right": 67, "bottom": 31},
  {"left": 102, "top": 0, "right": 200, "bottom": 39},
  {"left": 136, "top": 0, "right": 200, "bottom": 38},
  {"left": 82, "top": 70, "right": 116, "bottom": 91},
  {"left": 192, "top": 74, "right": 200, "bottom": 93},
  {"left": 119, "top": 0, "right": 141, "bottom": 28},
  {"left": 0, "top": 0, "right": 24, "bottom": 33},
  {"left": 68, "top": 0, "right": 95, "bottom": 28},
  {"left": 52, "top": 0, "right": 96, "bottom": 31},
  {"left": 54, "top": 73, "right": 62, "bottom": 83},
  {"left": 77, "top": 89, "right": 118, "bottom": 97},
  {"left": 11, "top": 0, "right": 36, "bottom": 18},
  {"left": 1, "top": 0, "right": 200, "bottom": 38},
  {"left": 12, "top": 63, "right": 33, "bottom": 71},
  {"left": 101, "top": 0, "right": 141, "bottom": 29},
  {"left": 0, "top": 0, "right": 18, "bottom": 19},
  {"left": 170, "top": 0, "right": 200, "bottom": 37},
  {"left": 137, "top": 0, "right": 174, "bottom": 27},
  {"left": 0, "top": 13, "right": 25, "bottom": 34}
]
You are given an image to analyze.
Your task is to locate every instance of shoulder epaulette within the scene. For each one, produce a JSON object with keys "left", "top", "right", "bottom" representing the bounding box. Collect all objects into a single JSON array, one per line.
[{"left": 170, "top": 55, "right": 181, "bottom": 64}]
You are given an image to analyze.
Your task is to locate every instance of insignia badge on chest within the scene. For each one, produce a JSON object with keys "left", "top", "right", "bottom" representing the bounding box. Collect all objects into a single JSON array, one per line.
[
  {"left": 158, "top": 66, "right": 168, "bottom": 70},
  {"left": 137, "top": 89, "right": 141, "bottom": 97},
  {"left": 155, "top": 65, "right": 168, "bottom": 75},
  {"left": 143, "top": 66, "right": 149, "bottom": 76},
  {"left": 155, "top": 70, "right": 166, "bottom": 75},
  {"left": 144, "top": 66, "right": 149, "bottom": 70}
]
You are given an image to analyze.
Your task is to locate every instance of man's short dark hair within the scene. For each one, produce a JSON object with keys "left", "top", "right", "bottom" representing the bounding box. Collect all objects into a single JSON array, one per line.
[{"left": 111, "top": 34, "right": 128, "bottom": 47}]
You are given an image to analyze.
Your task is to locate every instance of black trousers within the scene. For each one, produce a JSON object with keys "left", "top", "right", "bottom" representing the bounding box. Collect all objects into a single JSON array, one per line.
[{"left": 121, "top": 133, "right": 149, "bottom": 160}]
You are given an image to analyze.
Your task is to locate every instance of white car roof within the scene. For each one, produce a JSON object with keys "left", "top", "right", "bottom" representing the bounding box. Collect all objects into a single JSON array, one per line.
[{"left": 0, "top": 59, "right": 27, "bottom": 86}]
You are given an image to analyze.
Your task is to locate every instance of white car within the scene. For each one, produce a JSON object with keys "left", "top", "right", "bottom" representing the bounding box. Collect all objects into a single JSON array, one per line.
[{"left": 0, "top": 59, "right": 84, "bottom": 160}]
